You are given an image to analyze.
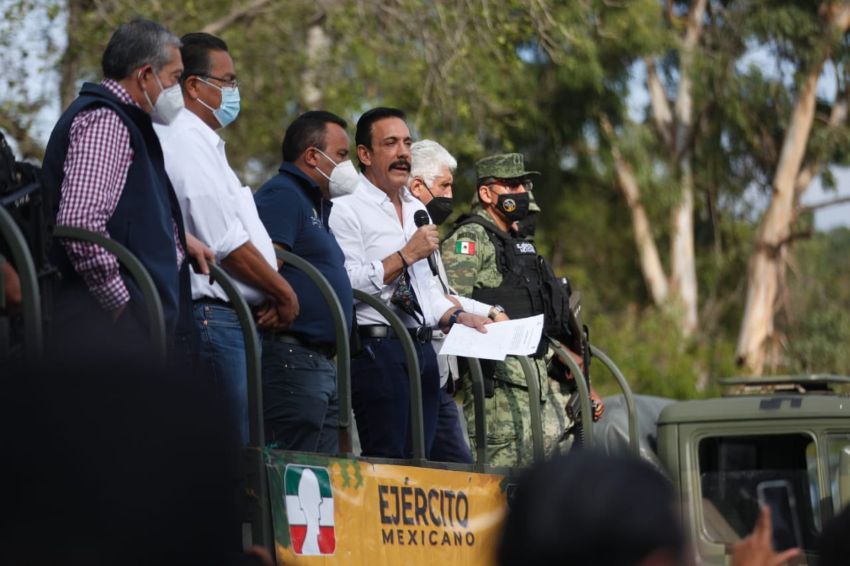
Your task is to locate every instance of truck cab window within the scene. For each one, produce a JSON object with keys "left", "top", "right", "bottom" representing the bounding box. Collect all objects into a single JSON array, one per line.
[
  {"left": 827, "top": 434, "right": 850, "bottom": 515},
  {"left": 698, "top": 433, "right": 820, "bottom": 551}
]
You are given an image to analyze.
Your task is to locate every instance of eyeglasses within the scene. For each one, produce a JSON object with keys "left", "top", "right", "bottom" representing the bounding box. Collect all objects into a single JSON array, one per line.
[
  {"left": 488, "top": 178, "right": 532, "bottom": 192},
  {"left": 203, "top": 74, "right": 239, "bottom": 89}
]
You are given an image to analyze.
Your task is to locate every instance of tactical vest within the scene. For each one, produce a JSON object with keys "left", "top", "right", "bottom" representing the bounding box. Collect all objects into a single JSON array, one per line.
[{"left": 453, "top": 214, "right": 572, "bottom": 356}]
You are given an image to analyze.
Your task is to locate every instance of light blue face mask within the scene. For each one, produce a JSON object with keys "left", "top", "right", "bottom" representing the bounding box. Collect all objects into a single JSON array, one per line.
[{"left": 197, "top": 77, "right": 240, "bottom": 128}]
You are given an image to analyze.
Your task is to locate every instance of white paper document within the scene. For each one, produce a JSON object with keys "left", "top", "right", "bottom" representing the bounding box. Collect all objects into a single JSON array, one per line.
[{"left": 436, "top": 314, "right": 544, "bottom": 361}]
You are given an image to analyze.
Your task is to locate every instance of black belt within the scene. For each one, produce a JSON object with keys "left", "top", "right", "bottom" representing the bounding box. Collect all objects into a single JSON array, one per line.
[
  {"left": 269, "top": 332, "right": 336, "bottom": 358},
  {"left": 358, "top": 324, "right": 432, "bottom": 343}
]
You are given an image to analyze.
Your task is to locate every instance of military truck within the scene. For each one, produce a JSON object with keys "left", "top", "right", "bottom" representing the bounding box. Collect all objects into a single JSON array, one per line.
[
  {"left": 3, "top": 202, "right": 848, "bottom": 565},
  {"left": 601, "top": 376, "right": 850, "bottom": 565},
  {"left": 667, "top": 377, "right": 850, "bottom": 564}
]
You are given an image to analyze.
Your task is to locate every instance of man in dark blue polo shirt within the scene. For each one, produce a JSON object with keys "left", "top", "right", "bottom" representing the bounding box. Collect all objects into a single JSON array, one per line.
[{"left": 254, "top": 110, "right": 358, "bottom": 453}]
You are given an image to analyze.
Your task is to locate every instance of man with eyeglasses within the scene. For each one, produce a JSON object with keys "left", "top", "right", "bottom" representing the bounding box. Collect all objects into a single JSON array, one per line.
[
  {"left": 441, "top": 153, "right": 604, "bottom": 467},
  {"left": 155, "top": 32, "right": 299, "bottom": 445}
]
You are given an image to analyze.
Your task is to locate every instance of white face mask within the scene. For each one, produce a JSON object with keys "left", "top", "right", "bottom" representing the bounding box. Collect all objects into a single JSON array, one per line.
[
  {"left": 315, "top": 148, "right": 360, "bottom": 198},
  {"left": 141, "top": 70, "right": 184, "bottom": 125}
]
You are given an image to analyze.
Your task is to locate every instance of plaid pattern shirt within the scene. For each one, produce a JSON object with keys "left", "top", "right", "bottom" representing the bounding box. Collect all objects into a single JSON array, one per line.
[{"left": 56, "top": 79, "right": 185, "bottom": 311}]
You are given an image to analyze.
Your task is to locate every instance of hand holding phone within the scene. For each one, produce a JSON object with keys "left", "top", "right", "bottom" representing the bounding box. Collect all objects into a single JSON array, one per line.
[
  {"left": 732, "top": 506, "right": 801, "bottom": 566},
  {"left": 757, "top": 479, "right": 803, "bottom": 552}
]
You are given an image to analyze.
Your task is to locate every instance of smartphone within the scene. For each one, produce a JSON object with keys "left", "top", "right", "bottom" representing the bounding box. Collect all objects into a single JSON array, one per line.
[{"left": 757, "top": 479, "right": 803, "bottom": 551}]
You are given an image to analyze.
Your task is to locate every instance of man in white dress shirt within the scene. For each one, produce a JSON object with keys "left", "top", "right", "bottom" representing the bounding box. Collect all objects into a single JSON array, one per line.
[
  {"left": 328, "top": 107, "right": 490, "bottom": 459},
  {"left": 155, "top": 33, "right": 299, "bottom": 445}
]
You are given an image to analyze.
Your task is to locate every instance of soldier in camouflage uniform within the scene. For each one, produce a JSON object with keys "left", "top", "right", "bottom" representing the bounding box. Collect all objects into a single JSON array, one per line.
[{"left": 441, "top": 153, "right": 602, "bottom": 467}]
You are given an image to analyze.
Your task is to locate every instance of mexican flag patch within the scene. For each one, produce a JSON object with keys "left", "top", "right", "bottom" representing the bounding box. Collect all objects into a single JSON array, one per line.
[
  {"left": 456, "top": 240, "right": 476, "bottom": 255},
  {"left": 284, "top": 465, "right": 336, "bottom": 555}
]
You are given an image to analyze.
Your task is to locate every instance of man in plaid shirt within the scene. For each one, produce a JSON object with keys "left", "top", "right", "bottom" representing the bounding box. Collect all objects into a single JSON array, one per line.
[{"left": 42, "top": 19, "right": 207, "bottom": 355}]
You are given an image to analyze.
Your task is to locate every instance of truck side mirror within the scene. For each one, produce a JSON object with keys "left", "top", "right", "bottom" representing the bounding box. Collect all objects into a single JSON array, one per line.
[{"left": 839, "top": 445, "right": 850, "bottom": 508}]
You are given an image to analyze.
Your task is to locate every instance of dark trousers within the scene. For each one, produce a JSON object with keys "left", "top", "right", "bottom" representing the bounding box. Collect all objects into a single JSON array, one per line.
[
  {"left": 262, "top": 339, "right": 339, "bottom": 454},
  {"left": 49, "top": 283, "right": 149, "bottom": 359},
  {"left": 351, "top": 336, "right": 440, "bottom": 459},
  {"left": 430, "top": 385, "right": 474, "bottom": 463}
]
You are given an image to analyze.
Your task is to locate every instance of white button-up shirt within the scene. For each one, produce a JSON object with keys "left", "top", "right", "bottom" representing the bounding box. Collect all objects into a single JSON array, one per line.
[
  {"left": 329, "top": 174, "right": 456, "bottom": 328},
  {"left": 155, "top": 109, "right": 276, "bottom": 305}
]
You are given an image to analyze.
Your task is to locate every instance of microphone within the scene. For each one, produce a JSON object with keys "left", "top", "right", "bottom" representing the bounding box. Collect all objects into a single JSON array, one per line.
[{"left": 413, "top": 209, "right": 439, "bottom": 276}]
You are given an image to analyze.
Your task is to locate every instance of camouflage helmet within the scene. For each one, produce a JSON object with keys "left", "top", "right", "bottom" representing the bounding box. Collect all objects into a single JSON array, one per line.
[{"left": 475, "top": 153, "right": 540, "bottom": 182}]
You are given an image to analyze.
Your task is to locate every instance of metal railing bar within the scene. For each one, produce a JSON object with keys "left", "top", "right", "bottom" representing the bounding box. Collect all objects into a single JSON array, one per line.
[
  {"left": 590, "top": 344, "right": 639, "bottom": 455},
  {"left": 275, "top": 249, "right": 352, "bottom": 453},
  {"left": 352, "top": 289, "right": 426, "bottom": 462},
  {"left": 548, "top": 338, "right": 593, "bottom": 448},
  {"left": 53, "top": 225, "right": 165, "bottom": 365}
]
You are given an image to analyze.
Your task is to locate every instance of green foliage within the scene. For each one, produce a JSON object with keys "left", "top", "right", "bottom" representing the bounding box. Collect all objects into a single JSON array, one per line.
[
  {"left": 5, "top": 0, "right": 850, "bottom": 396},
  {"left": 782, "top": 228, "right": 850, "bottom": 374},
  {"left": 588, "top": 307, "right": 730, "bottom": 400}
]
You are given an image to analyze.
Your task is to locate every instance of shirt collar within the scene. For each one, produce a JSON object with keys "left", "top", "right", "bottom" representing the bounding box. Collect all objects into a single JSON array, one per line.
[
  {"left": 358, "top": 174, "right": 413, "bottom": 204},
  {"left": 175, "top": 107, "right": 223, "bottom": 148},
  {"left": 279, "top": 162, "right": 329, "bottom": 207},
  {"left": 101, "top": 79, "right": 140, "bottom": 108}
]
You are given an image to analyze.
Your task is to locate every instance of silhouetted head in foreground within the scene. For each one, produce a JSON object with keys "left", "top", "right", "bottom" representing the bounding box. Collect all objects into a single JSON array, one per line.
[
  {"left": 817, "top": 502, "right": 850, "bottom": 566},
  {"left": 0, "top": 356, "right": 242, "bottom": 565},
  {"left": 498, "top": 450, "right": 687, "bottom": 566}
]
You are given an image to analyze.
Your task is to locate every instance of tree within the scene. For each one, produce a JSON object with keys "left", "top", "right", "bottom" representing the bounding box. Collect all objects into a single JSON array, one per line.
[{"left": 736, "top": 1, "right": 850, "bottom": 373}]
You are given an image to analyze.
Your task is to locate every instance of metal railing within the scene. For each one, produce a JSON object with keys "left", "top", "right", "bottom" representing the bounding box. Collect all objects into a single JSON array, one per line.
[
  {"left": 352, "top": 289, "right": 427, "bottom": 462},
  {"left": 590, "top": 344, "right": 639, "bottom": 454},
  {"left": 13, "top": 219, "right": 636, "bottom": 465},
  {"left": 517, "top": 355, "right": 546, "bottom": 462},
  {"left": 0, "top": 206, "right": 43, "bottom": 361},
  {"left": 275, "top": 249, "right": 352, "bottom": 452},
  {"left": 464, "top": 357, "right": 489, "bottom": 469},
  {"left": 548, "top": 338, "right": 594, "bottom": 448},
  {"left": 205, "top": 263, "right": 264, "bottom": 448},
  {"left": 54, "top": 225, "right": 167, "bottom": 365},
  {"left": 202, "top": 263, "right": 272, "bottom": 553}
]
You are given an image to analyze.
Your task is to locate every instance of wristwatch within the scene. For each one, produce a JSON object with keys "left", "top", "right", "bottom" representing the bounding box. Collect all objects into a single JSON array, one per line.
[
  {"left": 448, "top": 308, "right": 464, "bottom": 327},
  {"left": 488, "top": 304, "right": 505, "bottom": 320}
]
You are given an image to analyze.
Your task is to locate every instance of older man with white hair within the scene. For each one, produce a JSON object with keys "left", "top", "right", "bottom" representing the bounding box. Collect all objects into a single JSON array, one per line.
[{"left": 408, "top": 140, "right": 508, "bottom": 463}]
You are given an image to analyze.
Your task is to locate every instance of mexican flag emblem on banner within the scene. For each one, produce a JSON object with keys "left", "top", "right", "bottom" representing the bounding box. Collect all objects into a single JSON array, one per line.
[
  {"left": 284, "top": 464, "right": 336, "bottom": 555},
  {"left": 456, "top": 240, "right": 476, "bottom": 255}
]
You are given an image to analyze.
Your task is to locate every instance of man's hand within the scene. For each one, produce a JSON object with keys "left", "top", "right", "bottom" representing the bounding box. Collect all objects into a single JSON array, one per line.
[
  {"left": 402, "top": 225, "right": 439, "bottom": 263},
  {"left": 271, "top": 280, "right": 300, "bottom": 329},
  {"left": 110, "top": 303, "right": 127, "bottom": 322},
  {"left": 455, "top": 312, "right": 491, "bottom": 333},
  {"left": 590, "top": 386, "right": 605, "bottom": 421},
  {"left": 255, "top": 303, "right": 280, "bottom": 329},
  {"left": 732, "top": 507, "right": 800, "bottom": 566},
  {"left": 492, "top": 312, "right": 509, "bottom": 322},
  {"left": 2, "top": 261, "right": 22, "bottom": 311},
  {"left": 186, "top": 232, "right": 215, "bottom": 275}
]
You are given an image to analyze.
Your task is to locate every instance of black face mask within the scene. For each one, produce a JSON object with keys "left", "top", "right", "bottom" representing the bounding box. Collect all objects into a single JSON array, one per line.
[
  {"left": 516, "top": 211, "right": 539, "bottom": 239},
  {"left": 426, "top": 196, "right": 454, "bottom": 225},
  {"left": 495, "top": 192, "right": 530, "bottom": 223}
]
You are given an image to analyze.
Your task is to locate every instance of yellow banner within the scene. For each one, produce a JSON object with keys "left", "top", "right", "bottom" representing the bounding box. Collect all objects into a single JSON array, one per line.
[{"left": 266, "top": 452, "right": 508, "bottom": 565}]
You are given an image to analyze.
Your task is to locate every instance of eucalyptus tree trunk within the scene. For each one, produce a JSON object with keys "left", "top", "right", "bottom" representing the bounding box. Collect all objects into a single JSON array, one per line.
[
  {"left": 602, "top": 116, "right": 670, "bottom": 305},
  {"left": 736, "top": 4, "right": 850, "bottom": 374},
  {"left": 301, "top": 20, "right": 329, "bottom": 109},
  {"left": 610, "top": 0, "right": 705, "bottom": 337},
  {"left": 59, "top": 0, "right": 90, "bottom": 109}
]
